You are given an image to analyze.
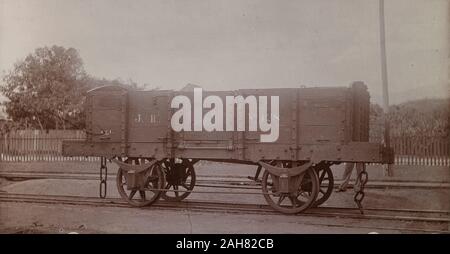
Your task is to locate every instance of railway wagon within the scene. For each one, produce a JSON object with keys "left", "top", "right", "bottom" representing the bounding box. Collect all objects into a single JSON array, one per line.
[{"left": 63, "top": 81, "right": 393, "bottom": 214}]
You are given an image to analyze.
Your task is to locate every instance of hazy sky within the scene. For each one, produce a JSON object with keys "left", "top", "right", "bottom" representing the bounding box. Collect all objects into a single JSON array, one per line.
[{"left": 0, "top": 0, "right": 448, "bottom": 104}]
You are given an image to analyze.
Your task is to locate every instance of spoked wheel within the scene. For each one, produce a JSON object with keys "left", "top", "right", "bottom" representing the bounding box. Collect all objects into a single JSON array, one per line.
[
  {"left": 160, "top": 158, "right": 196, "bottom": 201},
  {"left": 262, "top": 161, "right": 319, "bottom": 214},
  {"left": 312, "top": 164, "right": 334, "bottom": 207},
  {"left": 116, "top": 157, "right": 165, "bottom": 207}
]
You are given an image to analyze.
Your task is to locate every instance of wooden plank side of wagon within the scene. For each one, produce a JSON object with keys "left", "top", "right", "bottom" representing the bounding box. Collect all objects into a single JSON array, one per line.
[{"left": 297, "top": 87, "right": 349, "bottom": 145}]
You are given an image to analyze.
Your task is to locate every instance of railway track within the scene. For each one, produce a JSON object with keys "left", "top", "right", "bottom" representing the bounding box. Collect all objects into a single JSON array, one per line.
[
  {"left": 1, "top": 171, "right": 449, "bottom": 190},
  {"left": 0, "top": 192, "right": 448, "bottom": 233}
]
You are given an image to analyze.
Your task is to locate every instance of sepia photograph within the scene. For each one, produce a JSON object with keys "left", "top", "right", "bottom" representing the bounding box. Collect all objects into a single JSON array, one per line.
[{"left": 0, "top": 0, "right": 448, "bottom": 240}]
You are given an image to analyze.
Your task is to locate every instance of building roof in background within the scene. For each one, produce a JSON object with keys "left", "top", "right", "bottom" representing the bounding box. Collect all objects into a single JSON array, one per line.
[{"left": 180, "top": 83, "right": 203, "bottom": 91}]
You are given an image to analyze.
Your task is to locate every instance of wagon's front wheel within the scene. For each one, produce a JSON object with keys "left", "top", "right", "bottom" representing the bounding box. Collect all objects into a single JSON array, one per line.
[
  {"left": 116, "top": 158, "right": 165, "bottom": 207},
  {"left": 262, "top": 164, "right": 319, "bottom": 214}
]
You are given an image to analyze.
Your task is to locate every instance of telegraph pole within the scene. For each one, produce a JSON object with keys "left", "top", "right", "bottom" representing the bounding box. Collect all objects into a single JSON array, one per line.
[{"left": 379, "top": 0, "right": 393, "bottom": 176}]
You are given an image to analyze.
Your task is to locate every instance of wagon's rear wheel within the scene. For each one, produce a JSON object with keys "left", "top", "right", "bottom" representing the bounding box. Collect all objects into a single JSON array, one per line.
[
  {"left": 312, "top": 164, "right": 334, "bottom": 207},
  {"left": 161, "top": 159, "right": 196, "bottom": 201},
  {"left": 116, "top": 157, "right": 164, "bottom": 207},
  {"left": 262, "top": 162, "right": 319, "bottom": 214}
]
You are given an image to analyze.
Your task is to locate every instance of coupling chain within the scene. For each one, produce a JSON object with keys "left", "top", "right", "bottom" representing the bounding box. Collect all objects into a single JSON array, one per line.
[
  {"left": 354, "top": 163, "right": 368, "bottom": 214},
  {"left": 99, "top": 157, "right": 108, "bottom": 199}
]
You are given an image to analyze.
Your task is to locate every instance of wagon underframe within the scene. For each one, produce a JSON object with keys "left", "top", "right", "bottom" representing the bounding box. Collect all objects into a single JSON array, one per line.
[
  {"left": 63, "top": 140, "right": 391, "bottom": 214},
  {"left": 63, "top": 140, "right": 388, "bottom": 164}
]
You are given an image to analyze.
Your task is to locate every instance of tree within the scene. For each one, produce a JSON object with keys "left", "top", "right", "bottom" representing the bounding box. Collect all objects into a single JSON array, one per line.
[
  {"left": 369, "top": 98, "right": 449, "bottom": 140},
  {"left": 387, "top": 98, "right": 449, "bottom": 137},
  {"left": 1, "top": 46, "right": 92, "bottom": 130}
]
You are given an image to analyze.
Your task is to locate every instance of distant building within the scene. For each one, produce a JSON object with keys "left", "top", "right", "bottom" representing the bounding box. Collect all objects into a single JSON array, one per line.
[{"left": 180, "top": 83, "right": 202, "bottom": 91}]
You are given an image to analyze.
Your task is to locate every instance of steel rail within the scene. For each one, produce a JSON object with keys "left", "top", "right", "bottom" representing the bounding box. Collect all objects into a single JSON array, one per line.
[
  {"left": 0, "top": 192, "right": 448, "bottom": 228},
  {"left": 1, "top": 171, "right": 449, "bottom": 190}
]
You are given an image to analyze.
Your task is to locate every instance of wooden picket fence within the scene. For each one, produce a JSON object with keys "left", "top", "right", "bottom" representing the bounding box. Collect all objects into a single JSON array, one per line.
[
  {"left": 0, "top": 130, "right": 448, "bottom": 165},
  {"left": 0, "top": 130, "right": 98, "bottom": 162},
  {"left": 391, "top": 136, "right": 449, "bottom": 166}
]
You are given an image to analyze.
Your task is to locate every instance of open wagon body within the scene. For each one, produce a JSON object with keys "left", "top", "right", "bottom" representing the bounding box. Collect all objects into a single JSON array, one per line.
[{"left": 63, "top": 81, "right": 393, "bottom": 214}]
